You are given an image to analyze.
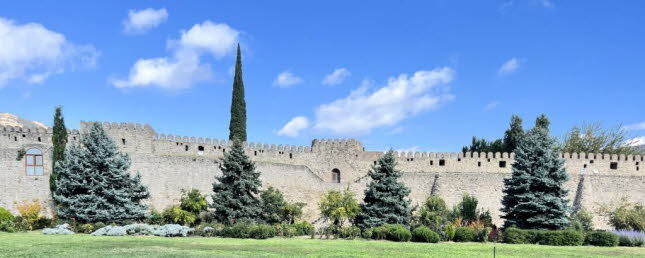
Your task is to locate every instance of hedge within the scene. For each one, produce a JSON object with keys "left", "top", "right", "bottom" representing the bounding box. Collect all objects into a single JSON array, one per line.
[
  {"left": 585, "top": 231, "right": 619, "bottom": 247},
  {"left": 503, "top": 228, "right": 584, "bottom": 246}
]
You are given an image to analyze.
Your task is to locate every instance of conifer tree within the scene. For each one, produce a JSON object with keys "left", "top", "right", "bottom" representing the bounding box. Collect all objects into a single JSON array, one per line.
[
  {"left": 535, "top": 113, "right": 550, "bottom": 132},
  {"left": 502, "top": 115, "right": 524, "bottom": 153},
  {"left": 50, "top": 106, "right": 67, "bottom": 194},
  {"left": 53, "top": 122, "right": 149, "bottom": 223},
  {"left": 211, "top": 140, "right": 262, "bottom": 224},
  {"left": 356, "top": 150, "right": 412, "bottom": 229},
  {"left": 229, "top": 44, "right": 247, "bottom": 142},
  {"left": 501, "top": 117, "right": 570, "bottom": 230}
]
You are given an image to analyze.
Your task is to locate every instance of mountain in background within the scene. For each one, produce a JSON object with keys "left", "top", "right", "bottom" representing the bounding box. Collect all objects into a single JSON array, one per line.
[{"left": 0, "top": 113, "right": 48, "bottom": 129}]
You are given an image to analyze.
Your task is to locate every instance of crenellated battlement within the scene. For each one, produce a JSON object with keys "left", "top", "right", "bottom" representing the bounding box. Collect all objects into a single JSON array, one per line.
[{"left": 2, "top": 119, "right": 644, "bottom": 230}]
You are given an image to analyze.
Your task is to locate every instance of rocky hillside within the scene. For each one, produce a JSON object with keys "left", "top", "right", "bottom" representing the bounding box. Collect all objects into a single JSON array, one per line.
[{"left": 0, "top": 113, "right": 48, "bottom": 129}]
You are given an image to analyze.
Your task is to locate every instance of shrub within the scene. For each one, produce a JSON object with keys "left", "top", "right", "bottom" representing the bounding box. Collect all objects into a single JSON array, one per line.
[
  {"left": 33, "top": 217, "right": 53, "bottom": 230},
  {"left": 537, "top": 230, "right": 584, "bottom": 246},
  {"left": 78, "top": 224, "right": 95, "bottom": 234},
  {"left": 93, "top": 222, "right": 106, "bottom": 230},
  {"left": 293, "top": 221, "right": 315, "bottom": 236},
  {"left": 503, "top": 228, "right": 584, "bottom": 246},
  {"left": 372, "top": 225, "right": 391, "bottom": 240},
  {"left": 220, "top": 223, "right": 252, "bottom": 238},
  {"left": 195, "top": 223, "right": 223, "bottom": 237},
  {"left": 339, "top": 226, "right": 361, "bottom": 239},
  {"left": 0, "top": 207, "right": 14, "bottom": 224},
  {"left": 605, "top": 201, "right": 645, "bottom": 231},
  {"left": 613, "top": 230, "right": 645, "bottom": 247},
  {"left": 477, "top": 227, "right": 492, "bottom": 242},
  {"left": 361, "top": 228, "right": 373, "bottom": 239},
  {"left": 163, "top": 205, "right": 196, "bottom": 226},
  {"left": 91, "top": 224, "right": 192, "bottom": 237},
  {"left": 147, "top": 210, "right": 165, "bottom": 225},
  {"left": 412, "top": 226, "right": 440, "bottom": 243},
  {"left": 570, "top": 209, "right": 594, "bottom": 231},
  {"left": 277, "top": 224, "right": 297, "bottom": 238},
  {"left": 153, "top": 224, "right": 193, "bottom": 237},
  {"left": 444, "top": 224, "right": 456, "bottom": 241},
  {"left": 0, "top": 221, "right": 16, "bottom": 233},
  {"left": 585, "top": 231, "right": 619, "bottom": 247},
  {"left": 92, "top": 225, "right": 127, "bottom": 236},
  {"left": 43, "top": 224, "right": 74, "bottom": 235},
  {"left": 249, "top": 224, "right": 276, "bottom": 239},
  {"left": 16, "top": 199, "right": 42, "bottom": 229},
  {"left": 453, "top": 227, "right": 477, "bottom": 242},
  {"left": 180, "top": 189, "right": 208, "bottom": 215},
  {"left": 387, "top": 224, "right": 412, "bottom": 242},
  {"left": 503, "top": 227, "right": 533, "bottom": 244}
]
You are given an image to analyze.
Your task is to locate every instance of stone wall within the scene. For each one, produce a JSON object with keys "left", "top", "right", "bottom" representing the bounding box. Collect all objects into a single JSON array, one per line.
[{"left": 1, "top": 121, "right": 643, "bottom": 229}]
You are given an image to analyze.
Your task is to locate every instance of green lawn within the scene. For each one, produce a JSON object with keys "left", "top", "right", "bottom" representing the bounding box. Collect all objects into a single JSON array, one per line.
[{"left": 0, "top": 232, "right": 643, "bottom": 257}]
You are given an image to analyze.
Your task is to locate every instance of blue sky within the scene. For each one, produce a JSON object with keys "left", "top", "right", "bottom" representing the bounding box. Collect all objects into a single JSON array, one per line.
[{"left": 1, "top": 0, "right": 644, "bottom": 151}]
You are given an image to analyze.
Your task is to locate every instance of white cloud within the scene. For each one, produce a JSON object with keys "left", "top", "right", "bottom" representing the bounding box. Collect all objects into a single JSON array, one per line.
[
  {"left": 273, "top": 71, "right": 303, "bottom": 88},
  {"left": 313, "top": 67, "right": 455, "bottom": 135},
  {"left": 397, "top": 146, "right": 420, "bottom": 153},
  {"left": 623, "top": 122, "right": 645, "bottom": 131},
  {"left": 277, "top": 116, "right": 309, "bottom": 137},
  {"left": 0, "top": 17, "right": 98, "bottom": 87},
  {"left": 322, "top": 68, "right": 351, "bottom": 86},
  {"left": 498, "top": 58, "right": 520, "bottom": 75},
  {"left": 483, "top": 101, "right": 500, "bottom": 111},
  {"left": 123, "top": 8, "right": 168, "bottom": 34},
  {"left": 176, "top": 21, "right": 239, "bottom": 58},
  {"left": 626, "top": 136, "right": 645, "bottom": 147},
  {"left": 113, "top": 20, "right": 239, "bottom": 90}
]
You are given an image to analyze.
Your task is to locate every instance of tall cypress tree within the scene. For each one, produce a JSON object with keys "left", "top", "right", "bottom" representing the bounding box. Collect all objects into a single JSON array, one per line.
[
  {"left": 356, "top": 150, "right": 412, "bottom": 229},
  {"left": 229, "top": 44, "right": 247, "bottom": 142},
  {"left": 53, "top": 122, "right": 149, "bottom": 223},
  {"left": 501, "top": 117, "right": 570, "bottom": 230},
  {"left": 50, "top": 106, "right": 67, "bottom": 194},
  {"left": 211, "top": 140, "right": 262, "bottom": 224},
  {"left": 502, "top": 115, "right": 524, "bottom": 153}
]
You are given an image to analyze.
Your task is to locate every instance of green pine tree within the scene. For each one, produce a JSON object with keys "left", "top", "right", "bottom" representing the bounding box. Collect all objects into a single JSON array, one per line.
[
  {"left": 501, "top": 116, "right": 570, "bottom": 230},
  {"left": 356, "top": 150, "right": 412, "bottom": 229},
  {"left": 50, "top": 106, "right": 67, "bottom": 194},
  {"left": 502, "top": 115, "right": 524, "bottom": 153},
  {"left": 53, "top": 122, "right": 149, "bottom": 223},
  {"left": 211, "top": 140, "right": 262, "bottom": 224},
  {"left": 535, "top": 113, "right": 550, "bottom": 132},
  {"left": 229, "top": 44, "right": 247, "bottom": 142}
]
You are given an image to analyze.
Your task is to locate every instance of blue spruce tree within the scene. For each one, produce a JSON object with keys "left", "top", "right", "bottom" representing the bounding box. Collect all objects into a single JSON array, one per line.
[
  {"left": 211, "top": 140, "right": 262, "bottom": 224},
  {"left": 53, "top": 122, "right": 149, "bottom": 223},
  {"left": 501, "top": 115, "right": 570, "bottom": 229},
  {"left": 356, "top": 150, "right": 412, "bottom": 229}
]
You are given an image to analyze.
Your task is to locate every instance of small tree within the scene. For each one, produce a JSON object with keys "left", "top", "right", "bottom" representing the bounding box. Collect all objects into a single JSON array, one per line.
[
  {"left": 283, "top": 202, "right": 306, "bottom": 224},
  {"left": 502, "top": 115, "right": 524, "bottom": 153},
  {"left": 50, "top": 106, "right": 67, "bottom": 194},
  {"left": 501, "top": 116, "right": 570, "bottom": 230},
  {"left": 53, "top": 122, "right": 149, "bottom": 223},
  {"left": 259, "top": 187, "right": 287, "bottom": 224},
  {"left": 418, "top": 195, "right": 449, "bottom": 230},
  {"left": 180, "top": 189, "right": 208, "bottom": 215},
  {"left": 356, "top": 150, "right": 412, "bottom": 229},
  {"left": 211, "top": 140, "right": 262, "bottom": 224},
  {"left": 319, "top": 187, "right": 360, "bottom": 227},
  {"left": 563, "top": 122, "right": 644, "bottom": 155}
]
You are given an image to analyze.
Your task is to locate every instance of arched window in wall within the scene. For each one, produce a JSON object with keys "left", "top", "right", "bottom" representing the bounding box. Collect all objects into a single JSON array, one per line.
[
  {"left": 25, "top": 148, "right": 44, "bottom": 176},
  {"left": 331, "top": 168, "right": 341, "bottom": 183}
]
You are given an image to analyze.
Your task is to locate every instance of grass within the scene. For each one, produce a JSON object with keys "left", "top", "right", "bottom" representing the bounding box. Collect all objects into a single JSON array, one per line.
[{"left": 1, "top": 232, "right": 644, "bottom": 257}]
